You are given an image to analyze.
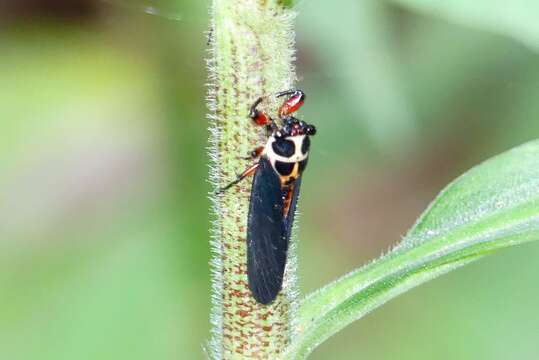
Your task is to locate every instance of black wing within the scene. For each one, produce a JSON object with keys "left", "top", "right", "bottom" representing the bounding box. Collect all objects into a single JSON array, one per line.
[{"left": 247, "top": 157, "right": 302, "bottom": 304}]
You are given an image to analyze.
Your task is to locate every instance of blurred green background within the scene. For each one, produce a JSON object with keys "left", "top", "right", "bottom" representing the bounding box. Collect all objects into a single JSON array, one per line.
[{"left": 1, "top": 1, "right": 539, "bottom": 359}]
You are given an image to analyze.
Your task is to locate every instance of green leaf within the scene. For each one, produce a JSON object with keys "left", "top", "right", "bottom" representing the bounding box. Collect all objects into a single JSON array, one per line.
[
  {"left": 285, "top": 140, "right": 539, "bottom": 359},
  {"left": 389, "top": 0, "right": 539, "bottom": 52}
]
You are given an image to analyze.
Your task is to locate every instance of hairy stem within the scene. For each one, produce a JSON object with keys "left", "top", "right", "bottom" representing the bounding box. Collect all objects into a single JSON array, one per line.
[{"left": 207, "top": 0, "right": 297, "bottom": 358}]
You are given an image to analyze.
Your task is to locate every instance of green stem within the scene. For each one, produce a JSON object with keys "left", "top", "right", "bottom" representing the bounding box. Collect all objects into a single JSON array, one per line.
[{"left": 208, "top": 0, "right": 297, "bottom": 358}]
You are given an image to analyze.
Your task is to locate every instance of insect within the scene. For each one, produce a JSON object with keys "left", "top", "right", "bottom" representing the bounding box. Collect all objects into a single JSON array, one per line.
[{"left": 218, "top": 89, "right": 316, "bottom": 304}]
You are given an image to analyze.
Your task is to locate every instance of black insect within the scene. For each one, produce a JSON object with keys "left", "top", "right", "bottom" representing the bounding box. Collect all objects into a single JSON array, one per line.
[{"left": 218, "top": 89, "right": 316, "bottom": 304}]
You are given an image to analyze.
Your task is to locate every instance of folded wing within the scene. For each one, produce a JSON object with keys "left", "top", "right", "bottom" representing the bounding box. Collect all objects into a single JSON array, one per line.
[{"left": 247, "top": 157, "right": 302, "bottom": 304}]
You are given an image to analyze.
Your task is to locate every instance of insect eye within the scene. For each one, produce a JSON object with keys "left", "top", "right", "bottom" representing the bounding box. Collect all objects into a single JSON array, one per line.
[
  {"left": 272, "top": 138, "right": 295, "bottom": 157},
  {"left": 301, "top": 136, "right": 311, "bottom": 155},
  {"left": 306, "top": 125, "right": 316, "bottom": 136}
]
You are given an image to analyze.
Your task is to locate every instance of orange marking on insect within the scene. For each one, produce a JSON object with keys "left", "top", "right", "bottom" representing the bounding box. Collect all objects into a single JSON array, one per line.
[
  {"left": 279, "top": 162, "right": 299, "bottom": 187},
  {"left": 282, "top": 183, "right": 296, "bottom": 219}
]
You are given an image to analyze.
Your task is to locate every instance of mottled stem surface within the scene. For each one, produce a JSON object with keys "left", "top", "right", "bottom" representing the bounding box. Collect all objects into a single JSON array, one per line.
[{"left": 208, "top": 0, "right": 297, "bottom": 359}]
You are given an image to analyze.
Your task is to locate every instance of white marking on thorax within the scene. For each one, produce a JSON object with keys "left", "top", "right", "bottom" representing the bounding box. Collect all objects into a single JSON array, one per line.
[{"left": 264, "top": 135, "right": 308, "bottom": 163}]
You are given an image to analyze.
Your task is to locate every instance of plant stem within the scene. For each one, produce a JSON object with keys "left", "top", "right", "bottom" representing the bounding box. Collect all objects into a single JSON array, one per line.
[{"left": 208, "top": 0, "right": 297, "bottom": 358}]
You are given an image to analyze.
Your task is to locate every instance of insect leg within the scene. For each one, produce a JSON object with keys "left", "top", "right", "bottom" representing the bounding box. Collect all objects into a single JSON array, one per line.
[
  {"left": 243, "top": 146, "right": 264, "bottom": 160},
  {"left": 216, "top": 163, "right": 259, "bottom": 194},
  {"left": 249, "top": 97, "right": 277, "bottom": 131},
  {"left": 276, "top": 89, "right": 305, "bottom": 118}
]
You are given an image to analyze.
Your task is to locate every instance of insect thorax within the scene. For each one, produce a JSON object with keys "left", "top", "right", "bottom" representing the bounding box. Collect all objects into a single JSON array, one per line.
[{"left": 264, "top": 134, "right": 310, "bottom": 182}]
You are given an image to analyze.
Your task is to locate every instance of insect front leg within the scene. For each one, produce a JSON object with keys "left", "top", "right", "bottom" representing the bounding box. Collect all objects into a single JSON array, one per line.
[
  {"left": 276, "top": 89, "right": 305, "bottom": 118},
  {"left": 249, "top": 97, "right": 277, "bottom": 132},
  {"left": 216, "top": 163, "right": 259, "bottom": 194}
]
